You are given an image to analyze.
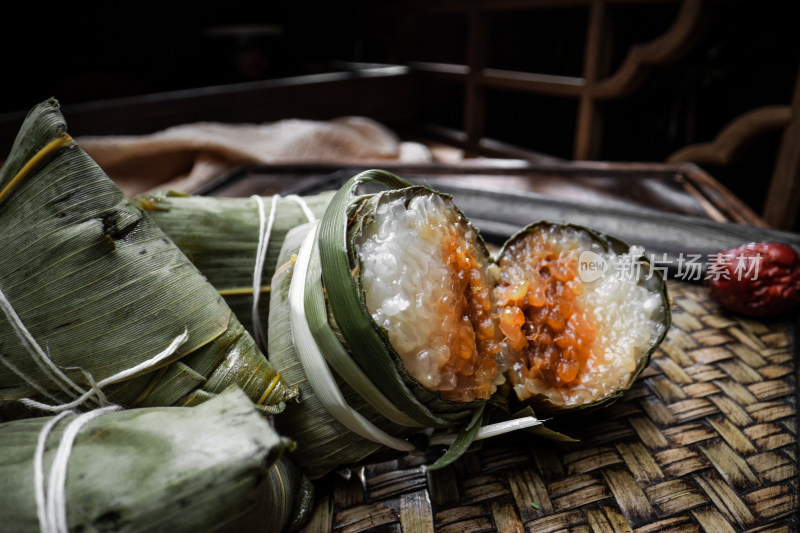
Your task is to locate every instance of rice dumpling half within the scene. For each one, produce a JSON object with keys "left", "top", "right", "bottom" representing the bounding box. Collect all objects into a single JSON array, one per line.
[{"left": 492, "top": 222, "right": 670, "bottom": 413}]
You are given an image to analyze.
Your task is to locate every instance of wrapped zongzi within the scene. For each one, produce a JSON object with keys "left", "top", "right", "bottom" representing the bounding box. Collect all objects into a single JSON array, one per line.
[
  {"left": 135, "top": 190, "right": 334, "bottom": 350},
  {"left": 0, "top": 99, "right": 295, "bottom": 417},
  {"left": 0, "top": 386, "right": 311, "bottom": 533}
]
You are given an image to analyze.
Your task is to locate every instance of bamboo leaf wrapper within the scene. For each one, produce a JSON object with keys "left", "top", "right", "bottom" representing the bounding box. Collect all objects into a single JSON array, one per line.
[
  {"left": 135, "top": 190, "right": 334, "bottom": 349},
  {"left": 0, "top": 387, "right": 310, "bottom": 533},
  {"left": 0, "top": 99, "right": 295, "bottom": 416}
]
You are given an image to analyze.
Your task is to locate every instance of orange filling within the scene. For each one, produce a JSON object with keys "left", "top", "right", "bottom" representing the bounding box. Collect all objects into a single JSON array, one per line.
[
  {"left": 495, "top": 238, "right": 597, "bottom": 391},
  {"left": 437, "top": 230, "right": 499, "bottom": 402}
]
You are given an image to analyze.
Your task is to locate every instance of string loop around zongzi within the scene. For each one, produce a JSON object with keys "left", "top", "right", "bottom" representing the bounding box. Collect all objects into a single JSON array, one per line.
[
  {"left": 1, "top": 284, "right": 189, "bottom": 413},
  {"left": 34, "top": 406, "right": 121, "bottom": 533},
  {"left": 251, "top": 194, "right": 317, "bottom": 351}
]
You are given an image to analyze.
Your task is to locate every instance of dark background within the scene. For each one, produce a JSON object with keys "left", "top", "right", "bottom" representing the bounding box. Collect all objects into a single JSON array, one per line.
[
  {"left": 1, "top": 1, "right": 798, "bottom": 222},
  {"left": 1, "top": 3, "right": 369, "bottom": 111}
]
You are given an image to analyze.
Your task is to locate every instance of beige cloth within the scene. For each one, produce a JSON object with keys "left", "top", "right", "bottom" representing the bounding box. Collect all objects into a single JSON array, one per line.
[{"left": 76, "top": 116, "right": 433, "bottom": 197}]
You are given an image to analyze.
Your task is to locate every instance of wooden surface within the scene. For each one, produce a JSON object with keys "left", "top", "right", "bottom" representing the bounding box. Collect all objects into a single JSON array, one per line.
[
  {"left": 391, "top": 0, "right": 708, "bottom": 161},
  {"left": 763, "top": 67, "right": 800, "bottom": 230},
  {"left": 667, "top": 107, "right": 793, "bottom": 168},
  {"left": 668, "top": 66, "right": 800, "bottom": 231}
]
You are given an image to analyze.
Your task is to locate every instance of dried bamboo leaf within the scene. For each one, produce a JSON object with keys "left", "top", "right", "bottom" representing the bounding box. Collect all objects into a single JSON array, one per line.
[
  {"left": 0, "top": 99, "right": 294, "bottom": 416},
  {"left": 0, "top": 386, "right": 310, "bottom": 533},
  {"left": 135, "top": 190, "right": 334, "bottom": 343}
]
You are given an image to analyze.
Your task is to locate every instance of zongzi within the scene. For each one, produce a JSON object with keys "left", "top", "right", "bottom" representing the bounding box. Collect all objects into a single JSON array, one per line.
[
  {"left": 0, "top": 386, "right": 311, "bottom": 533},
  {"left": 0, "top": 99, "right": 295, "bottom": 417},
  {"left": 135, "top": 190, "right": 334, "bottom": 349},
  {"left": 267, "top": 170, "right": 669, "bottom": 477},
  {"left": 492, "top": 222, "right": 669, "bottom": 412}
]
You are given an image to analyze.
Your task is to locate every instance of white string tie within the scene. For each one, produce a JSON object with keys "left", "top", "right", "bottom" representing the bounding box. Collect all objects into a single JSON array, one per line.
[
  {"left": 251, "top": 194, "right": 280, "bottom": 349},
  {"left": 0, "top": 289, "right": 86, "bottom": 402},
  {"left": 34, "top": 406, "right": 120, "bottom": 533},
  {"left": 250, "top": 193, "right": 315, "bottom": 350},
  {"left": 19, "top": 329, "right": 189, "bottom": 413},
  {"left": 2, "top": 284, "right": 190, "bottom": 412},
  {"left": 284, "top": 194, "right": 317, "bottom": 223}
]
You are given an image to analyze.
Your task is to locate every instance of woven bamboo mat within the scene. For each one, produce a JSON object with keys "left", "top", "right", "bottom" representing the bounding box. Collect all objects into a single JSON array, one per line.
[{"left": 300, "top": 280, "right": 799, "bottom": 532}]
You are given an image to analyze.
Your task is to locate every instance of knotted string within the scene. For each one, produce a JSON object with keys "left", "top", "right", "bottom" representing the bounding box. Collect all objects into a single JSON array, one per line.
[
  {"left": 250, "top": 193, "right": 316, "bottom": 350},
  {"left": 1, "top": 285, "right": 189, "bottom": 412},
  {"left": 18, "top": 329, "right": 189, "bottom": 413},
  {"left": 2, "top": 285, "right": 190, "bottom": 532},
  {"left": 34, "top": 406, "right": 121, "bottom": 533}
]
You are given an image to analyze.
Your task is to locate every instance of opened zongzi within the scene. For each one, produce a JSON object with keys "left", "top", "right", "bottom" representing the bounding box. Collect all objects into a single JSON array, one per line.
[{"left": 267, "top": 170, "right": 669, "bottom": 477}]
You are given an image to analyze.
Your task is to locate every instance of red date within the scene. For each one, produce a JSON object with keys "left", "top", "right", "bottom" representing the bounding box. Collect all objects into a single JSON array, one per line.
[{"left": 705, "top": 242, "right": 800, "bottom": 317}]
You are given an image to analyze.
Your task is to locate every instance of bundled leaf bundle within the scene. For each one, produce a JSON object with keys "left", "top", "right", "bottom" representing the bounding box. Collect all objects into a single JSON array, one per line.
[
  {"left": 266, "top": 170, "right": 670, "bottom": 478},
  {"left": 0, "top": 99, "right": 295, "bottom": 416},
  {"left": 0, "top": 387, "right": 312, "bottom": 533},
  {"left": 135, "top": 189, "right": 335, "bottom": 348}
]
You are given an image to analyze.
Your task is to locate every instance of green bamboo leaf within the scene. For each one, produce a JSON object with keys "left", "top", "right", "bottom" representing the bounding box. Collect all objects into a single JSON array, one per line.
[
  {"left": 269, "top": 224, "right": 416, "bottom": 479},
  {"left": 136, "top": 191, "right": 334, "bottom": 343},
  {"left": 508, "top": 406, "right": 578, "bottom": 442},
  {"left": 0, "top": 99, "right": 294, "bottom": 415},
  {"left": 317, "top": 170, "right": 472, "bottom": 429},
  {"left": 303, "top": 222, "right": 423, "bottom": 429},
  {"left": 0, "top": 386, "right": 306, "bottom": 533},
  {"left": 425, "top": 403, "right": 486, "bottom": 471}
]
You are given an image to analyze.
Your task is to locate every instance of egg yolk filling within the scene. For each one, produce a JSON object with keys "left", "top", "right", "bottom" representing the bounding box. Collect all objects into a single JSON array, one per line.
[
  {"left": 436, "top": 230, "right": 501, "bottom": 402},
  {"left": 492, "top": 230, "right": 604, "bottom": 406}
]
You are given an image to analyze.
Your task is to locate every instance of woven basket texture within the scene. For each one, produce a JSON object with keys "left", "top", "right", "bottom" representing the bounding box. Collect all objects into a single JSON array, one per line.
[{"left": 300, "top": 280, "right": 799, "bottom": 533}]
